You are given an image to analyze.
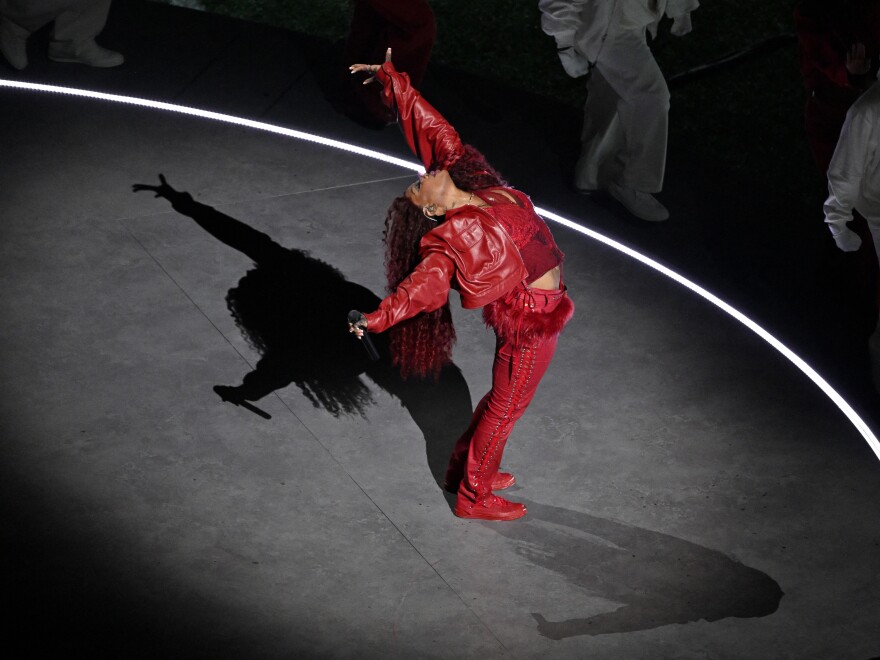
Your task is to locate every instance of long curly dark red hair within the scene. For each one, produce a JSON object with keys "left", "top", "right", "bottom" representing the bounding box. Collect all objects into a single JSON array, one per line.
[{"left": 384, "top": 144, "right": 507, "bottom": 380}]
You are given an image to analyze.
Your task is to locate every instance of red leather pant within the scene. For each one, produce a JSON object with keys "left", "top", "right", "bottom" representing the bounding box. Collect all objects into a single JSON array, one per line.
[{"left": 446, "top": 285, "right": 571, "bottom": 506}]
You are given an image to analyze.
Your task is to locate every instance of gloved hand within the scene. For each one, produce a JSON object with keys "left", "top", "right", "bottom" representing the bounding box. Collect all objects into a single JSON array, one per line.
[
  {"left": 831, "top": 225, "right": 863, "bottom": 252},
  {"left": 671, "top": 12, "right": 693, "bottom": 37},
  {"left": 556, "top": 43, "right": 592, "bottom": 78}
]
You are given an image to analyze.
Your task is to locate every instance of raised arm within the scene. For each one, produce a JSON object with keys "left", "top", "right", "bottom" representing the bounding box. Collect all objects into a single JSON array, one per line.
[{"left": 352, "top": 53, "right": 464, "bottom": 172}]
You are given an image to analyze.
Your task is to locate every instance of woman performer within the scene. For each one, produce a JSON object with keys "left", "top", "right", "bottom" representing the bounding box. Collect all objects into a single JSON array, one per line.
[{"left": 349, "top": 50, "right": 573, "bottom": 521}]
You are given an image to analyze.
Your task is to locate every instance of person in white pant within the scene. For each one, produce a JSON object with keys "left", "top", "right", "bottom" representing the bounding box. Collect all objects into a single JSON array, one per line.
[
  {"left": 0, "top": 0, "right": 123, "bottom": 70},
  {"left": 824, "top": 73, "right": 880, "bottom": 390},
  {"left": 539, "top": 0, "right": 699, "bottom": 222}
]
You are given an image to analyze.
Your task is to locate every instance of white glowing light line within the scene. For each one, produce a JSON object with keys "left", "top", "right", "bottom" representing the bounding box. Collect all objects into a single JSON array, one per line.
[
  {"left": 537, "top": 208, "right": 880, "bottom": 460},
  {"left": 3, "top": 79, "right": 878, "bottom": 460}
]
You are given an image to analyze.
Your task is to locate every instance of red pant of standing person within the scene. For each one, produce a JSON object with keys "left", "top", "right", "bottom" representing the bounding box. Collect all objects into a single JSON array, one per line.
[{"left": 445, "top": 284, "right": 572, "bottom": 521}]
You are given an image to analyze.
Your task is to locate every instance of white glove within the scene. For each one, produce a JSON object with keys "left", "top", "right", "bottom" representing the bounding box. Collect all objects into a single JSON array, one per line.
[
  {"left": 670, "top": 12, "right": 693, "bottom": 37},
  {"left": 830, "top": 225, "right": 863, "bottom": 252},
  {"left": 557, "top": 45, "right": 592, "bottom": 78},
  {"left": 556, "top": 37, "right": 590, "bottom": 78}
]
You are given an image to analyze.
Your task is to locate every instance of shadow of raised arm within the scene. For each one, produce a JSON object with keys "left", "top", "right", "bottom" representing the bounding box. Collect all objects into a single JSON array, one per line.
[{"left": 133, "top": 174, "right": 282, "bottom": 264}]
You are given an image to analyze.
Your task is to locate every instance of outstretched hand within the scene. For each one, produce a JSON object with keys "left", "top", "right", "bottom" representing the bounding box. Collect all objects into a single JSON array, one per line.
[
  {"left": 846, "top": 42, "right": 870, "bottom": 77},
  {"left": 350, "top": 47, "right": 392, "bottom": 85},
  {"left": 670, "top": 12, "right": 693, "bottom": 37},
  {"left": 132, "top": 173, "right": 177, "bottom": 199}
]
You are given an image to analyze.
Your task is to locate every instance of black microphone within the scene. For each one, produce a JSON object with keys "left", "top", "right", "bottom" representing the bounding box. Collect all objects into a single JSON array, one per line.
[{"left": 348, "top": 310, "right": 379, "bottom": 361}]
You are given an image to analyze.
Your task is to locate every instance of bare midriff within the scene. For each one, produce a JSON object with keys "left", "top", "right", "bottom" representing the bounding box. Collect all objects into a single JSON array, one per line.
[{"left": 529, "top": 265, "right": 561, "bottom": 290}]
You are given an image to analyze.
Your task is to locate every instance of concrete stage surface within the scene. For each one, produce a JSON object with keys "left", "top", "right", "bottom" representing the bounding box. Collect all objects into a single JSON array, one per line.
[{"left": 1, "top": 2, "right": 878, "bottom": 658}]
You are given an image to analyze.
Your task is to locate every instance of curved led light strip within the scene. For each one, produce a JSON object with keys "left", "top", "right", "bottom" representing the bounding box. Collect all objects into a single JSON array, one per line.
[
  {"left": 3, "top": 79, "right": 878, "bottom": 461},
  {"left": 539, "top": 209, "right": 880, "bottom": 460}
]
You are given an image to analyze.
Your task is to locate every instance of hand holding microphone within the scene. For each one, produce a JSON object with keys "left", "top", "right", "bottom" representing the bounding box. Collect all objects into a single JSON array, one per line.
[{"left": 348, "top": 310, "right": 379, "bottom": 361}]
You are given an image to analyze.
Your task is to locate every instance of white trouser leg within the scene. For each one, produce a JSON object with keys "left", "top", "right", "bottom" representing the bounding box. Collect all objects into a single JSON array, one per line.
[
  {"left": 0, "top": 0, "right": 111, "bottom": 43},
  {"left": 575, "top": 69, "right": 623, "bottom": 190},
  {"left": 52, "top": 0, "right": 112, "bottom": 45},
  {"left": 585, "top": 27, "right": 669, "bottom": 193},
  {"left": 0, "top": 0, "right": 51, "bottom": 36}
]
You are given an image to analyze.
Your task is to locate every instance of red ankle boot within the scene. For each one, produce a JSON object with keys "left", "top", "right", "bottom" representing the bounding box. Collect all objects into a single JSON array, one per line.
[{"left": 454, "top": 493, "right": 526, "bottom": 521}]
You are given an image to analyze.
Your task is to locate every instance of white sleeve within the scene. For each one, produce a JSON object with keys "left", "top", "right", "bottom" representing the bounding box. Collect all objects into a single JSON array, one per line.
[
  {"left": 538, "top": 0, "right": 597, "bottom": 78},
  {"left": 538, "top": 0, "right": 590, "bottom": 46},
  {"left": 665, "top": 0, "right": 699, "bottom": 19},
  {"left": 824, "top": 106, "right": 873, "bottom": 235}
]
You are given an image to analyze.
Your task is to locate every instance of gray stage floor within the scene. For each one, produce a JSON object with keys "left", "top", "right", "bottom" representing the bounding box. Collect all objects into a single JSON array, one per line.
[{"left": 1, "top": 2, "right": 879, "bottom": 658}]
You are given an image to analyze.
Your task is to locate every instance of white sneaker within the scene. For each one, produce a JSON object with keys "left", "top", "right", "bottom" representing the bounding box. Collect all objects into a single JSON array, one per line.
[
  {"left": 0, "top": 19, "right": 28, "bottom": 70},
  {"left": 606, "top": 182, "right": 669, "bottom": 222},
  {"left": 48, "top": 39, "right": 124, "bottom": 67}
]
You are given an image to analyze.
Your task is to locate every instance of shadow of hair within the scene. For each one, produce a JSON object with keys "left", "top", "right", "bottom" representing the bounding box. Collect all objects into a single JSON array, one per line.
[{"left": 149, "top": 182, "right": 474, "bottom": 488}]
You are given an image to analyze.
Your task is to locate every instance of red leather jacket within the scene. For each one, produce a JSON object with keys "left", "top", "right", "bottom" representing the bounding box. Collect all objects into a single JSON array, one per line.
[{"left": 364, "top": 63, "right": 530, "bottom": 333}]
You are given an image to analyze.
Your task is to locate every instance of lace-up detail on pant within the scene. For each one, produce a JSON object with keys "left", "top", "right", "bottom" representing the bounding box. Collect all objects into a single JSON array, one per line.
[{"left": 468, "top": 342, "right": 536, "bottom": 497}]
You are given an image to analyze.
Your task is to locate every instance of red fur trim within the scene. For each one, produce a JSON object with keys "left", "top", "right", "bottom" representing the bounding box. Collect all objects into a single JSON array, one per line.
[{"left": 482, "top": 293, "right": 574, "bottom": 344}]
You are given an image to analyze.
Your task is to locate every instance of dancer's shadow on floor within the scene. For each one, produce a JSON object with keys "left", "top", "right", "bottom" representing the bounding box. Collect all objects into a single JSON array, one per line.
[
  {"left": 132, "top": 175, "right": 473, "bottom": 486},
  {"left": 492, "top": 499, "right": 783, "bottom": 639}
]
